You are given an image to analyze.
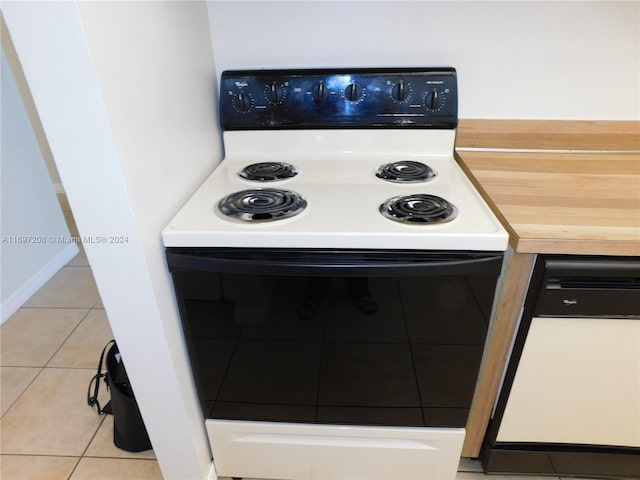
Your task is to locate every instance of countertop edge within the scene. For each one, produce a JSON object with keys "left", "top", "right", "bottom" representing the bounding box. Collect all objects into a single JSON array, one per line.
[{"left": 457, "top": 119, "right": 640, "bottom": 151}]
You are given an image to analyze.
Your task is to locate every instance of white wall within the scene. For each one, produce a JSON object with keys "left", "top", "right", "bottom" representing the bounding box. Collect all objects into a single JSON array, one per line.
[
  {"left": 1, "top": 45, "right": 78, "bottom": 323},
  {"left": 207, "top": 0, "right": 640, "bottom": 120},
  {"left": 2, "top": 2, "right": 222, "bottom": 479}
]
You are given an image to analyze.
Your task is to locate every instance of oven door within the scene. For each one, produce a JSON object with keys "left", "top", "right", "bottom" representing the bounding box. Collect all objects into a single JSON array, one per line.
[{"left": 166, "top": 248, "right": 503, "bottom": 479}]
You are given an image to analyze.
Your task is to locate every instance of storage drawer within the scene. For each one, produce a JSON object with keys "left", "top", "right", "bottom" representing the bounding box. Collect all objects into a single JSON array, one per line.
[{"left": 207, "top": 420, "right": 465, "bottom": 480}]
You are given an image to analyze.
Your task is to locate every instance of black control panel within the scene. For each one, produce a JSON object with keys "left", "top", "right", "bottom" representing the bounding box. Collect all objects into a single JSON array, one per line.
[{"left": 220, "top": 68, "right": 458, "bottom": 130}]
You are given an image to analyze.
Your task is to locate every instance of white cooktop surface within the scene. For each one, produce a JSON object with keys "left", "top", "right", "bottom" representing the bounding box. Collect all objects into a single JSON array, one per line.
[{"left": 162, "top": 130, "right": 508, "bottom": 251}]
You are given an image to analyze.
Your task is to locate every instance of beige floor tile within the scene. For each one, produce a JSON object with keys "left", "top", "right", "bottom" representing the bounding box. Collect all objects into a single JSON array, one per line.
[
  {"left": 70, "top": 457, "right": 163, "bottom": 480},
  {"left": 0, "top": 367, "right": 41, "bottom": 416},
  {"left": 458, "top": 457, "right": 483, "bottom": 472},
  {"left": 85, "top": 415, "right": 155, "bottom": 459},
  {"left": 49, "top": 309, "right": 114, "bottom": 368},
  {"left": 66, "top": 244, "right": 90, "bottom": 267},
  {"left": 1, "top": 308, "right": 88, "bottom": 367},
  {"left": 23, "top": 266, "right": 100, "bottom": 309},
  {"left": 0, "top": 368, "right": 102, "bottom": 456},
  {"left": 0, "top": 454, "right": 79, "bottom": 480}
]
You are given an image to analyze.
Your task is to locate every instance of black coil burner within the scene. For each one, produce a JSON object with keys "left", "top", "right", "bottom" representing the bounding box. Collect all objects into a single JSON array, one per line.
[
  {"left": 239, "top": 162, "right": 298, "bottom": 181},
  {"left": 375, "top": 161, "right": 436, "bottom": 183},
  {"left": 380, "top": 194, "right": 457, "bottom": 224},
  {"left": 218, "top": 188, "right": 306, "bottom": 222}
]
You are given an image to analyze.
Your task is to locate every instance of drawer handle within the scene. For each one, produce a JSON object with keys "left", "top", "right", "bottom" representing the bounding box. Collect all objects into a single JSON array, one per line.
[{"left": 234, "top": 433, "right": 437, "bottom": 450}]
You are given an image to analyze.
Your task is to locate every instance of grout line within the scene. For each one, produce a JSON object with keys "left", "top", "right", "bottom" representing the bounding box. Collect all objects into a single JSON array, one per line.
[
  {"left": 89, "top": 297, "right": 104, "bottom": 309},
  {"left": 0, "top": 453, "right": 82, "bottom": 459},
  {"left": 18, "top": 306, "right": 98, "bottom": 311},
  {"left": 66, "top": 454, "right": 83, "bottom": 480},
  {"left": 80, "top": 456, "right": 158, "bottom": 460},
  {"left": 0, "top": 365, "right": 97, "bottom": 370},
  {"left": 77, "top": 414, "right": 106, "bottom": 460},
  {"left": 1, "top": 365, "right": 98, "bottom": 371},
  {"left": 42, "top": 366, "right": 99, "bottom": 371}
]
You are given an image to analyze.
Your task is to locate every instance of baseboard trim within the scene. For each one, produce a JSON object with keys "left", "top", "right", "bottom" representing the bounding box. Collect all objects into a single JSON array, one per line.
[{"left": 1, "top": 243, "right": 79, "bottom": 324}]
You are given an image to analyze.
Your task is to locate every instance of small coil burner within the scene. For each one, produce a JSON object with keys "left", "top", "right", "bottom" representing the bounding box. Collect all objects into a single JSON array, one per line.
[
  {"left": 218, "top": 188, "right": 306, "bottom": 222},
  {"left": 239, "top": 162, "right": 298, "bottom": 181},
  {"left": 380, "top": 194, "right": 457, "bottom": 224},
  {"left": 375, "top": 160, "right": 436, "bottom": 183}
]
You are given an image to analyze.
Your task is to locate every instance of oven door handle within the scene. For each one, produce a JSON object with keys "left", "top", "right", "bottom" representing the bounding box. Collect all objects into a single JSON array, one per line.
[{"left": 166, "top": 249, "right": 503, "bottom": 277}]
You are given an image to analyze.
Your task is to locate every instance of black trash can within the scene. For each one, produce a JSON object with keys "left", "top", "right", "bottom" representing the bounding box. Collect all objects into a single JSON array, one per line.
[{"left": 88, "top": 340, "right": 152, "bottom": 452}]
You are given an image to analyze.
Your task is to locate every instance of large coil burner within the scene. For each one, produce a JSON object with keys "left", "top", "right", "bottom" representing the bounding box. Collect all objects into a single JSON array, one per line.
[
  {"left": 218, "top": 188, "right": 306, "bottom": 222},
  {"left": 380, "top": 193, "right": 457, "bottom": 224}
]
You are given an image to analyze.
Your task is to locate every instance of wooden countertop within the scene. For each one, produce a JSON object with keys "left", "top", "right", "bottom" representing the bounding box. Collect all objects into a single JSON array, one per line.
[{"left": 455, "top": 120, "right": 640, "bottom": 256}]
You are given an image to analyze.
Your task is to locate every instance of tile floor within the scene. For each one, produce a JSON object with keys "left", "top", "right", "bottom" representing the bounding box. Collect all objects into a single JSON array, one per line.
[
  {"left": 1, "top": 197, "right": 162, "bottom": 480},
  {"left": 0, "top": 196, "right": 595, "bottom": 480}
]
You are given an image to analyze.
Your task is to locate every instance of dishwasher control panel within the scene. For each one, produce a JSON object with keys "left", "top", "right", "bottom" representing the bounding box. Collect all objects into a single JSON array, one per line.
[{"left": 534, "top": 256, "right": 640, "bottom": 318}]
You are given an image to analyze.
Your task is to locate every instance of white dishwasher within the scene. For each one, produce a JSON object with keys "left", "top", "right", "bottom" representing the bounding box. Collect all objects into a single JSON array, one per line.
[{"left": 482, "top": 255, "right": 640, "bottom": 478}]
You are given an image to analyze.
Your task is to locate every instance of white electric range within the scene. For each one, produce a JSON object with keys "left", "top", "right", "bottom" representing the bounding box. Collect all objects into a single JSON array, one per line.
[{"left": 163, "top": 68, "right": 508, "bottom": 480}]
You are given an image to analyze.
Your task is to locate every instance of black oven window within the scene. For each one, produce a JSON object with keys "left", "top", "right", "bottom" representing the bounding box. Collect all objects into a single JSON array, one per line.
[{"left": 174, "top": 269, "right": 496, "bottom": 429}]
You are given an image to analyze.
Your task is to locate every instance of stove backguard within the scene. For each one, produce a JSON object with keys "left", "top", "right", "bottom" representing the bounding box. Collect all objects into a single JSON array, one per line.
[
  {"left": 220, "top": 67, "right": 458, "bottom": 130},
  {"left": 167, "top": 248, "right": 503, "bottom": 429}
]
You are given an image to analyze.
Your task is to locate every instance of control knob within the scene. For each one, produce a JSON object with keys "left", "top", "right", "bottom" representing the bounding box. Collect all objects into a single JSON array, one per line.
[
  {"left": 267, "top": 81, "right": 285, "bottom": 104},
  {"left": 236, "top": 91, "right": 252, "bottom": 112},
  {"left": 392, "top": 80, "right": 409, "bottom": 101},
  {"left": 345, "top": 82, "right": 363, "bottom": 102},
  {"left": 312, "top": 81, "right": 328, "bottom": 104},
  {"left": 425, "top": 88, "right": 443, "bottom": 110}
]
